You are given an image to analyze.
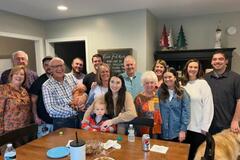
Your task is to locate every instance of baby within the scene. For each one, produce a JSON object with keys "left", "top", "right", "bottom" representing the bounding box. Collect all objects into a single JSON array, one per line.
[
  {"left": 70, "top": 83, "right": 88, "bottom": 111},
  {"left": 81, "top": 98, "right": 115, "bottom": 133}
]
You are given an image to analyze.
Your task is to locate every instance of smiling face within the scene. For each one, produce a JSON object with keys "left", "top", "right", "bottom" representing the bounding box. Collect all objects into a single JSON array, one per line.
[
  {"left": 11, "top": 68, "right": 25, "bottom": 87},
  {"left": 163, "top": 71, "right": 176, "bottom": 89},
  {"left": 124, "top": 56, "right": 136, "bottom": 77},
  {"left": 13, "top": 51, "right": 28, "bottom": 66},
  {"left": 72, "top": 58, "right": 84, "bottom": 74},
  {"left": 110, "top": 76, "right": 122, "bottom": 94},
  {"left": 187, "top": 62, "right": 199, "bottom": 80},
  {"left": 154, "top": 63, "right": 165, "bottom": 78},
  {"left": 92, "top": 57, "right": 103, "bottom": 71},
  {"left": 99, "top": 65, "right": 110, "bottom": 82},
  {"left": 143, "top": 80, "right": 156, "bottom": 94},
  {"left": 50, "top": 58, "right": 65, "bottom": 81},
  {"left": 43, "top": 59, "right": 52, "bottom": 75},
  {"left": 211, "top": 53, "right": 228, "bottom": 73}
]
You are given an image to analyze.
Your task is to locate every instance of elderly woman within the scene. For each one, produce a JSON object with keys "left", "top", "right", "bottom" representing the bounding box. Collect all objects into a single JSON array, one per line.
[
  {"left": 152, "top": 59, "right": 167, "bottom": 88},
  {"left": 85, "top": 63, "right": 110, "bottom": 107},
  {"left": 134, "top": 71, "right": 162, "bottom": 137},
  {"left": 0, "top": 65, "right": 31, "bottom": 134}
]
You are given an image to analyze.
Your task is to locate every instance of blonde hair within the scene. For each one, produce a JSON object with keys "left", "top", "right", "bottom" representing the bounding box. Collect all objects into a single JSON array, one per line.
[
  {"left": 141, "top": 71, "right": 158, "bottom": 85},
  {"left": 8, "top": 65, "right": 27, "bottom": 84},
  {"left": 92, "top": 98, "right": 106, "bottom": 111},
  {"left": 96, "top": 63, "right": 110, "bottom": 86}
]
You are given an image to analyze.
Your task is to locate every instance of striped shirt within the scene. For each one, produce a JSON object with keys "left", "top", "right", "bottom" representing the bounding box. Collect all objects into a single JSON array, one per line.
[{"left": 42, "top": 74, "right": 78, "bottom": 118}]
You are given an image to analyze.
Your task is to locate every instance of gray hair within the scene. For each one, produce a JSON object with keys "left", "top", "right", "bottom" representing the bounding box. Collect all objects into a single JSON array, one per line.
[
  {"left": 12, "top": 51, "right": 28, "bottom": 61},
  {"left": 141, "top": 71, "right": 158, "bottom": 85},
  {"left": 49, "top": 57, "right": 65, "bottom": 66}
]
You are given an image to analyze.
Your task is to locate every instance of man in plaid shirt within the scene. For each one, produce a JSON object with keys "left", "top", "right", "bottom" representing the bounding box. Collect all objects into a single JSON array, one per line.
[{"left": 42, "top": 57, "right": 80, "bottom": 130}]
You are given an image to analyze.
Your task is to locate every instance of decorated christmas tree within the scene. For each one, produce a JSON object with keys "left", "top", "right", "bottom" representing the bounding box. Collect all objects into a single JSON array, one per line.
[
  {"left": 176, "top": 25, "right": 187, "bottom": 49},
  {"left": 160, "top": 24, "right": 169, "bottom": 50}
]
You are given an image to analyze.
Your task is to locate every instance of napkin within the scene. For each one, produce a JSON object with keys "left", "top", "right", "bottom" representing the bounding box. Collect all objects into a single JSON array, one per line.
[
  {"left": 103, "top": 140, "right": 121, "bottom": 150},
  {"left": 150, "top": 145, "right": 168, "bottom": 154}
]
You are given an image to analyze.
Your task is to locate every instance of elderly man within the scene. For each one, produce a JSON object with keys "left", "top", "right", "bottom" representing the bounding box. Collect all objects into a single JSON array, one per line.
[
  {"left": 121, "top": 55, "right": 143, "bottom": 99},
  {"left": 83, "top": 53, "right": 103, "bottom": 94},
  {"left": 0, "top": 50, "right": 38, "bottom": 91},
  {"left": 67, "top": 57, "right": 85, "bottom": 83},
  {"left": 205, "top": 51, "right": 240, "bottom": 134},
  {"left": 42, "top": 57, "right": 79, "bottom": 130},
  {"left": 29, "top": 56, "right": 53, "bottom": 137}
]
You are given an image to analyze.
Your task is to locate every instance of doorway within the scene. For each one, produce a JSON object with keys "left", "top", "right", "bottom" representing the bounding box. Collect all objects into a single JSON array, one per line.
[
  {"left": 54, "top": 41, "right": 86, "bottom": 73},
  {"left": 45, "top": 36, "right": 89, "bottom": 73}
]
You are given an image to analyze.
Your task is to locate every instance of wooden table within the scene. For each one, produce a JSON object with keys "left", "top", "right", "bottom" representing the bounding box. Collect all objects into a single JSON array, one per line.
[{"left": 1, "top": 128, "right": 189, "bottom": 160}]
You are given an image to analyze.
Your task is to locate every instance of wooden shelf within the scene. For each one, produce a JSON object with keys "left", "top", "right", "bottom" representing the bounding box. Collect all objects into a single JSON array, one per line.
[{"left": 154, "top": 48, "right": 235, "bottom": 70}]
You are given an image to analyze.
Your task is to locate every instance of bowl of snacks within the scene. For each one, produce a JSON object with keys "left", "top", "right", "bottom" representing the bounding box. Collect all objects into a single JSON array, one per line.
[{"left": 86, "top": 140, "right": 103, "bottom": 155}]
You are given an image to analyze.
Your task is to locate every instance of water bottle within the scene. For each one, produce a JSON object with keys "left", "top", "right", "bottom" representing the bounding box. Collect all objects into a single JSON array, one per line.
[
  {"left": 128, "top": 124, "right": 135, "bottom": 142},
  {"left": 4, "top": 143, "right": 16, "bottom": 160}
]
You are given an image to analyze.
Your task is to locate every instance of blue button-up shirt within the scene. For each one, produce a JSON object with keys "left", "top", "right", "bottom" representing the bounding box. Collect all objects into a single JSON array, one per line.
[
  {"left": 121, "top": 72, "right": 143, "bottom": 99},
  {"left": 158, "top": 88, "right": 190, "bottom": 140}
]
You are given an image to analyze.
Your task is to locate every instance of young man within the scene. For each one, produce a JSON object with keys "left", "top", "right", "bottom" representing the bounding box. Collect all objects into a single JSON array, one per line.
[
  {"left": 29, "top": 56, "right": 53, "bottom": 137},
  {"left": 68, "top": 57, "right": 85, "bottom": 82},
  {"left": 83, "top": 53, "right": 103, "bottom": 94},
  {"left": 205, "top": 51, "right": 240, "bottom": 134}
]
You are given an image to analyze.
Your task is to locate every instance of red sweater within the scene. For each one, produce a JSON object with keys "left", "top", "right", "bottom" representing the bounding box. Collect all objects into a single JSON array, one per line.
[{"left": 82, "top": 114, "right": 115, "bottom": 133}]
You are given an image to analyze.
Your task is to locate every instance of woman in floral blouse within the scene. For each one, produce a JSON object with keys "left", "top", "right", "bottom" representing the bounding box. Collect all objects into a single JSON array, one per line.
[
  {"left": 0, "top": 65, "right": 31, "bottom": 134},
  {"left": 134, "top": 71, "right": 162, "bottom": 138}
]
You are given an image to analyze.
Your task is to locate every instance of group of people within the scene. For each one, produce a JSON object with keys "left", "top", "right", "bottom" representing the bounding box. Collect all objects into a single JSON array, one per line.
[{"left": 0, "top": 50, "right": 240, "bottom": 160}]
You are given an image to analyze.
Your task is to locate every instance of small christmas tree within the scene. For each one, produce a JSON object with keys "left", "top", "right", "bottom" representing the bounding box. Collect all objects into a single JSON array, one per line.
[
  {"left": 168, "top": 27, "right": 174, "bottom": 49},
  {"left": 160, "top": 24, "right": 169, "bottom": 50},
  {"left": 176, "top": 25, "right": 187, "bottom": 50}
]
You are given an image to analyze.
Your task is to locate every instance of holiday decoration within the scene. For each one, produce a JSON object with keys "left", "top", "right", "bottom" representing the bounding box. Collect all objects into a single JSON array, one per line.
[
  {"left": 214, "top": 26, "right": 222, "bottom": 48},
  {"left": 176, "top": 25, "right": 187, "bottom": 50},
  {"left": 160, "top": 24, "right": 169, "bottom": 50},
  {"left": 168, "top": 27, "right": 174, "bottom": 49}
]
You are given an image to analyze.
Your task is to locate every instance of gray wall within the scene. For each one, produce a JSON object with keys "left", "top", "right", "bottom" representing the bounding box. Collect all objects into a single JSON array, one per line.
[
  {"left": 45, "top": 10, "right": 148, "bottom": 72},
  {"left": 0, "top": 36, "right": 36, "bottom": 71},
  {"left": 158, "top": 11, "right": 240, "bottom": 73}
]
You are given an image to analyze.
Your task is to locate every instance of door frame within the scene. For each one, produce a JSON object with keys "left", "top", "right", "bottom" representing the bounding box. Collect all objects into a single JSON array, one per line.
[
  {"left": 45, "top": 36, "right": 89, "bottom": 72},
  {"left": 0, "top": 31, "right": 45, "bottom": 75}
]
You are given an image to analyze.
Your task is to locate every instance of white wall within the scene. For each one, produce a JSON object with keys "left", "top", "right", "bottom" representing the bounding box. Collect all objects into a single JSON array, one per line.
[
  {"left": 158, "top": 11, "right": 240, "bottom": 73},
  {"left": 45, "top": 10, "right": 148, "bottom": 72},
  {"left": 146, "top": 11, "right": 158, "bottom": 70},
  {"left": 0, "top": 11, "right": 45, "bottom": 37}
]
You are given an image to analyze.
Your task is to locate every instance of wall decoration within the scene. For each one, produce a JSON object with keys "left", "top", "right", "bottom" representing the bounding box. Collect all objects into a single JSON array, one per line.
[
  {"left": 226, "top": 26, "right": 237, "bottom": 36},
  {"left": 98, "top": 48, "right": 132, "bottom": 75},
  {"left": 176, "top": 25, "right": 187, "bottom": 50},
  {"left": 160, "top": 24, "right": 169, "bottom": 50}
]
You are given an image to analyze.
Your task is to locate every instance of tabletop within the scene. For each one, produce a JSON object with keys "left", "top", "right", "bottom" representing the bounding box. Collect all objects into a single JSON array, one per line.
[{"left": 1, "top": 128, "right": 190, "bottom": 160}]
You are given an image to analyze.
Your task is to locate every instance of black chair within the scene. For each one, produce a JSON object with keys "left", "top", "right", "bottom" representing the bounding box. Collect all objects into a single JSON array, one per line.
[
  {"left": 124, "top": 117, "right": 154, "bottom": 137},
  {"left": 0, "top": 123, "right": 38, "bottom": 154}
]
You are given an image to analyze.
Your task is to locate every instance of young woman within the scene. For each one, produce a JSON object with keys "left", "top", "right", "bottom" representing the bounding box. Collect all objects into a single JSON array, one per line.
[
  {"left": 182, "top": 59, "right": 214, "bottom": 160},
  {"left": 158, "top": 67, "right": 190, "bottom": 142},
  {"left": 134, "top": 71, "right": 162, "bottom": 137},
  {"left": 152, "top": 59, "right": 167, "bottom": 88},
  {"left": 0, "top": 65, "right": 31, "bottom": 134},
  {"left": 83, "top": 75, "right": 137, "bottom": 134}
]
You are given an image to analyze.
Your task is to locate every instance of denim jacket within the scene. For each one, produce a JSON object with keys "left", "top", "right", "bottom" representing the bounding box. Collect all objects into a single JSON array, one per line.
[{"left": 158, "top": 88, "right": 190, "bottom": 140}]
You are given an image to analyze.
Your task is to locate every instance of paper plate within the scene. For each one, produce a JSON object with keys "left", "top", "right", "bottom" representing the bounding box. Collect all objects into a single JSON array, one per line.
[{"left": 47, "top": 146, "right": 70, "bottom": 159}]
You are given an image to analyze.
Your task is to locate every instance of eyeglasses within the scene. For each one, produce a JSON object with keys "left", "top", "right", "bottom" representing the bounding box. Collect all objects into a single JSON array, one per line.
[{"left": 51, "top": 64, "right": 64, "bottom": 69}]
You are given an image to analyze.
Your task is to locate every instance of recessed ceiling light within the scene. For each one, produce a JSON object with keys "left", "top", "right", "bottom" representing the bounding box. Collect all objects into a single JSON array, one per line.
[{"left": 57, "top": 5, "right": 68, "bottom": 11}]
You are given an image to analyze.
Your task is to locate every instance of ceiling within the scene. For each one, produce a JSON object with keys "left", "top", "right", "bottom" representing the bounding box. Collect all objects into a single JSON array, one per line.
[{"left": 0, "top": 0, "right": 240, "bottom": 20}]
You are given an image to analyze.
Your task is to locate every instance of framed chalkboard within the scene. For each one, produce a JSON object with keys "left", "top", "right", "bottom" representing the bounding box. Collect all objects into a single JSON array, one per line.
[{"left": 98, "top": 48, "right": 132, "bottom": 75}]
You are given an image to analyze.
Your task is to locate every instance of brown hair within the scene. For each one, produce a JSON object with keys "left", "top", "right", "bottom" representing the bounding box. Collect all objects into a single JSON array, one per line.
[
  {"left": 152, "top": 59, "right": 167, "bottom": 72},
  {"left": 8, "top": 65, "right": 27, "bottom": 85},
  {"left": 182, "top": 59, "right": 204, "bottom": 86},
  {"left": 92, "top": 53, "right": 103, "bottom": 62}
]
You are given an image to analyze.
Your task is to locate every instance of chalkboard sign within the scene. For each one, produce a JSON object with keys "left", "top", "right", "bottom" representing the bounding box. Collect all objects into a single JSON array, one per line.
[{"left": 98, "top": 48, "right": 132, "bottom": 75}]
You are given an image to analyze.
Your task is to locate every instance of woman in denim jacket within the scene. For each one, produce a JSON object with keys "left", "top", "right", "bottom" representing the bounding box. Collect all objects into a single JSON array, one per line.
[{"left": 158, "top": 67, "right": 190, "bottom": 142}]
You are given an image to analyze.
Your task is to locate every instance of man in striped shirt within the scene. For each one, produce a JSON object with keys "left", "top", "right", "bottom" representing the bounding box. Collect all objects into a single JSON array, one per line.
[{"left": 42, "top": 57, "right": 79, "bottom": 130}]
